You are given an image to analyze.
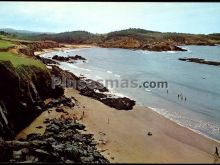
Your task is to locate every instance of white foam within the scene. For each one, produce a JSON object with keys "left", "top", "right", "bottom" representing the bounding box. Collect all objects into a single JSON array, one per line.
[
  {"left": 167, "top": 51, "right": 177, "bottom": 54},
  {"left": 107, "top": 70, "right": 113, "bottom": 74},
  {"left": 114, "top": 74, "right": 121, "bottom": 77},
  {"left": 139, "top": 50, "right": 150, "bottom": 54},
  {"left": 111, "top": 92, "right": 127, "bottom": 98},
  {"left": 144, "top": 89, "right": 151, "bottom": 92},
  {"left": 148, "top": 106, "right": 220, "bottom": 143},
  {"left": 85, "top": 68, "right": 91, "bottom": 72}
]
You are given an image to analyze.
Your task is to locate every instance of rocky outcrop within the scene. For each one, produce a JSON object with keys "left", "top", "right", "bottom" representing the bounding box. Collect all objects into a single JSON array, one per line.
[
  {"left": 179, "top": 57, "right": 220, "bottom": 66},
  {"left": 101, "top": 97, "right": 136, "bottom": 110},
  {"left": 21, "top": 41, "right": 61, "bottom": 52},
  {"left": 79, "top": 88, "right": 135, "bottom": 110},
  {"left": 49, "top": 65, "right": 135, "bottom": 110},
  {"left": 45, "top": 96, "right": 75, "bottom": 109},
  {"left": 36, "top": 56, "right": 58, "bottom": 65},
  {"left": 18, "top": 48, "right": 35, "bottom": 56},
  {"left": 18, "top": 41, "right": 62, "bottom": 56},
  {"left": 0, "top": 61, "right": 63, "bottom": 139},
  {"left": 49, "top": 65, "right": 80, "bottom": 83},
  {"left": 99, "top": 36, "right": 186, "bottom": 51},
  {"left": 0, "top": 118, "right": 109, "bottom": 163},
  {"left": 52, "top": 55, "right": 86, "bottom": 63},
  {"left": 142, "top": 43, "right": 187, "bottom": 51}
]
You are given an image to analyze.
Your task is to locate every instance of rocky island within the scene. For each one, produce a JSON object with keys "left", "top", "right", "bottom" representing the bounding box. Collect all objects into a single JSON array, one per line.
[{"left": 179, "top": 57, "right": 220, "bottom": 66}]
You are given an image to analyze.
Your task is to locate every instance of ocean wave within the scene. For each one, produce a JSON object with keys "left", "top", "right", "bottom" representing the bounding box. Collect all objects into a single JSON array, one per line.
[
  {"left": 107, "top": 70, "right": 113, "bottom": 74},
  {"left": 64, "top": 63, "right": 91, "bottom": 72},
  {"left": 166, "top": 51, "right": 177, "bottom": 54},
  {"left": 144, "top": 88, "right": 151, "bottom": 92},
  {"left": 84, "top": 68, "right": 91, "bottom": 72},
  {"left": 139, "top": 50, "right": 150, "bottom": 54}
]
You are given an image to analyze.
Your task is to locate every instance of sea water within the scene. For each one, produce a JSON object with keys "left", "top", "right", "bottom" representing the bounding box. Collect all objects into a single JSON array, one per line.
[{"left": 42, "top": 45, "right": 220, "bottom": 141}]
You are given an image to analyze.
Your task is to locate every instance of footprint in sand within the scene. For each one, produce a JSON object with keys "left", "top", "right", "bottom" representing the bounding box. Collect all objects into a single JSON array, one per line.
[{"left": 98, "top": 131, "right": 108, "bottom": 145}]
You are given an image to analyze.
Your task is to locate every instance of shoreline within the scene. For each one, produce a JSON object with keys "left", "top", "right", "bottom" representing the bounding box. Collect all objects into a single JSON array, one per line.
[
  {"left": 16, "top": 88, "right": 220, "bottom": 163},
  {"left": 38, "top": 45, "right": 220, "bottom": 143},
  {"left": 30, "top": 44, "right": 220, "bottom": 163}
]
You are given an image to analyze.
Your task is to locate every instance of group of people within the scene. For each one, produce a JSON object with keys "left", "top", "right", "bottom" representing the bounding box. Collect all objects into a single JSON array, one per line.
[
  {"left": 166, "top": 89, "right": 187, "bottom": 102},
  {"left": 178, "top": 93, "right": 187, "bottom": 101}
]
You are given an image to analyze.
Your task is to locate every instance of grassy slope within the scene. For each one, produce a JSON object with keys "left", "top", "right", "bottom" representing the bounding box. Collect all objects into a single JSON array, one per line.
[
  {"left": 0, "top": 52, "right": 46, "bottom": 69},
  {"left": 0, "top": 39, "right": 14, "bottom": 49},
  {"left": 0, "top": 38, "right": 46, "bottom": 70}
]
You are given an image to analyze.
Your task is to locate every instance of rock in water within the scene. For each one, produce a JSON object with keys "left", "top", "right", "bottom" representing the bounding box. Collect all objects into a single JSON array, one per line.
[{"left": 52, "top": 55, "right": 87, "bottom": 63}]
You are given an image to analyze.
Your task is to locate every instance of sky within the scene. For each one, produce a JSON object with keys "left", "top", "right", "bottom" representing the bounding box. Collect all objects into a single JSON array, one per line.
[{"left": 0, "top": 2, "right": 220, "bottom": 34}]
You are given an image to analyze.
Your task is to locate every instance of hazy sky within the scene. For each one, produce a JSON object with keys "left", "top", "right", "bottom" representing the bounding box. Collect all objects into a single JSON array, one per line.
[{"left": 0, "top": 2, "right": 220, "bottom": 34}]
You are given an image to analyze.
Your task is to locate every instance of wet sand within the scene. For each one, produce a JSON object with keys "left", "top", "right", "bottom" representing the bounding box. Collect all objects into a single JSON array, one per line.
[{"left": 17, "top": 88, "right": 220, "bottom": 163}]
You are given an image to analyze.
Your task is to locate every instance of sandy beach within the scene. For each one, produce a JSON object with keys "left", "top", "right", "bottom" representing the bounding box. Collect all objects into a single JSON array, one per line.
[
  {"left": 17, "top": 88, "right": 220, "bottom": 163},
  {"left": 34, "top": 44, "right": 97, "bottom": 56}
]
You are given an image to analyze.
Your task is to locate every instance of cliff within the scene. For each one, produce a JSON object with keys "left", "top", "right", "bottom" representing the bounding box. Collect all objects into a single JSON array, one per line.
[
  {"left": 0, "top": 38, "right": 64, "bottom": 140},
  {"left": 18, "top": 40, "right": 62, "bottom": 56},
  {"left": 0, "top": 61, "right": 63, "bottom": 139}
]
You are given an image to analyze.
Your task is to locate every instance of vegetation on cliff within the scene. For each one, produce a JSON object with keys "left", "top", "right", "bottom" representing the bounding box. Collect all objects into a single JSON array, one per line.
[
  {"left": 0, "top": 52, "right": 46, "bottom": 69},
  {"left": 0, "top": 40, "right": 14, "bottom": 49}
]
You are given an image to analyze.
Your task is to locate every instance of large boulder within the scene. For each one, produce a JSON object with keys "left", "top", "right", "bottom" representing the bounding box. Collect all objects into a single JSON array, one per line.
[
  {"left": 0, "top": 119, "right": 110, "bottom": 163},
  {"left": 52, "top": 55, "right": 86, "bottom": 63}
]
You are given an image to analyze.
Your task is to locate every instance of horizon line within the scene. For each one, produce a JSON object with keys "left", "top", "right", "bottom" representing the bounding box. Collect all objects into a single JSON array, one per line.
[{"left": 0, "top": 27, "right": 219, "bottom": 35}]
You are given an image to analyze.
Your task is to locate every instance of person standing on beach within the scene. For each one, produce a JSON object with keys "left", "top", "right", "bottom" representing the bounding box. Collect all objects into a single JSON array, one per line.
[
  {"left": 214, "top": 147, "right": 219, "bottom": 163},
  {"left": 216, "top": 147, "right": 219, "bottom": 156}
]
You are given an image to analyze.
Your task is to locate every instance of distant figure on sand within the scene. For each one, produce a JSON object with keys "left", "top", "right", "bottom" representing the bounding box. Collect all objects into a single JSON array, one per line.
[
  {"left": 178, "top": 94, "right": 180, "bottom": 99},
  {"left": 185, "top": 97, "right": 187, "bottom": 101},
  {"left": 166, "top": 89, "right": 168, "bottom": 94},
  {"left": 216, "top": 147, "right": 219, "bottom": 156}
]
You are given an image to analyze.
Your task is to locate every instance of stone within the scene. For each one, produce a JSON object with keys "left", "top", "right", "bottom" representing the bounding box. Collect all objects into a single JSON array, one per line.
[
  {"left": 147, "top": 132, "right": 152, "bottom": 136},
  {"left": 55, "top": 107, "right": 65, "bottom": 113}
]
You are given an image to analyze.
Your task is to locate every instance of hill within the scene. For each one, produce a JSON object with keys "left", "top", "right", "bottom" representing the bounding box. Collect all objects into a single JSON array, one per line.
[{"left": 2, "top": 28, "right": 220, "bottom": 51}]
